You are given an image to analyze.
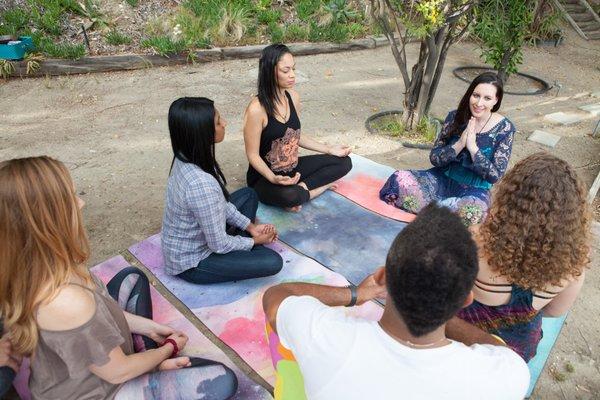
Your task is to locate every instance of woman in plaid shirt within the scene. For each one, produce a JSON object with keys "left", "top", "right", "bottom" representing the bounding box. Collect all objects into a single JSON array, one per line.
[{"left": 162, "top": 97, "right": 283, "bottom": 284}]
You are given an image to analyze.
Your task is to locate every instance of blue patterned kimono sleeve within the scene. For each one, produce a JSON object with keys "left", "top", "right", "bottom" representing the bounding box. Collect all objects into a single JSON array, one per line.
[
  {"left": 429, "top": 111, "right": 458, "bottom": 167},
  {"left": 471, "top": 121, "right": 515, "bottom": 184}
]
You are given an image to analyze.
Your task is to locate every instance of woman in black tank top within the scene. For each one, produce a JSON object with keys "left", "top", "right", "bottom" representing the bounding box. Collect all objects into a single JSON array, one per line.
[{"left": 244, "top": 44, "right": 353, "bottom": 211}]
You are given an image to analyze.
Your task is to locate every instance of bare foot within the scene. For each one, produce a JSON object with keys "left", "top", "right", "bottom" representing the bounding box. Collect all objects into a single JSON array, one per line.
[
  {"left": 285, "top": 205, "right": 302, "bottom": 212},
  {"left": 159, "top": 357, "right": 191, "bottom": 371},
  {"left": 309, "top": 182, "right": 338, "bottom": 200}
]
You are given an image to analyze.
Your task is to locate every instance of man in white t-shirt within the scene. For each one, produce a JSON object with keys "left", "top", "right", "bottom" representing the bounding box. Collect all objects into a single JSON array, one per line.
[{"left": 263, "top": 203, "right": 530, "bottom": 400}]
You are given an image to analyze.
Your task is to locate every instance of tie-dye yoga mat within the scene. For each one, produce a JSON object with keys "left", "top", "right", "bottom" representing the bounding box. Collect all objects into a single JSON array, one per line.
[
  {"left": 128, "top": 236, "right": 383, "bottom": 386},
  {"left": 333, "top": 154, "right": 415, "bottom": 223},
  {"left": 256, "top": 154, "right": 565, "bottom": 397},
  {"left": 12, "top": 255, "right": 272, "bottom": 400},
  {"left": 257, "top": 190, "right": 407, "bottom": 286}
]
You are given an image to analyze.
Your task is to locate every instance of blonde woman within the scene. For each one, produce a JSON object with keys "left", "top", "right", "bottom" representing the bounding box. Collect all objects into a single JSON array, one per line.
[
  {"left": 457, "top": 153, "right": 591, "bottom": 361},
  {"left": 0, "top": 157, "right": 237, "bottom": 399}
]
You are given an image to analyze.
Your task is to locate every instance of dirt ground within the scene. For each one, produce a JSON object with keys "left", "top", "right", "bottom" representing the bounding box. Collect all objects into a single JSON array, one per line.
[{"left": 1, "top": 28, "right": 599, "bottom": 398}]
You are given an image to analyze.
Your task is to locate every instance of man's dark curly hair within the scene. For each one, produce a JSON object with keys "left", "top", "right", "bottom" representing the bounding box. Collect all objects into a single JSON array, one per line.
[{"left": 386, "top": 203, "right": 478, "bottom": 337}]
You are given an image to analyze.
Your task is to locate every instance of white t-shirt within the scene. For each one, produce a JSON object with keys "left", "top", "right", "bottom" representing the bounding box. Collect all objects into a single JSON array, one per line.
[{"left": 277, "top": 296, "right": 530, "bottom": 400}]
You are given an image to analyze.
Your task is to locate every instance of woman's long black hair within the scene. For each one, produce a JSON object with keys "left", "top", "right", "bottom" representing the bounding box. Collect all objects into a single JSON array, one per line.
[
  {"left": 168, "top": 97, "right": 229, "bottom": 199},
  {"left": 257, "top": 43, "right": 292, "bottom": 117},
  {"left": 448, "top": 72, "right": 504, "bottom": 137}
]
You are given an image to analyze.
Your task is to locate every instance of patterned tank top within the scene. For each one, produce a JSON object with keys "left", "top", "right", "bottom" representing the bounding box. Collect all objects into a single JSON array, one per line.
[
  {"left": 247, "top": 90, "right": 301, "bottom": 186},
  {"left": 457, "top": 283, "right": 543, "bottom": 361}
]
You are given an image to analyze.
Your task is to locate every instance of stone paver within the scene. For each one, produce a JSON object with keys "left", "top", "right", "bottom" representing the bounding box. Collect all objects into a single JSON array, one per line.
[
  {"left": 591, "top": 91, "right": 600, "bottom": 98},
  {"left": 544, "top": 111, "right": 587, "bottom": 125},
  {"left": 579, "top": 103, "right": 600, "bottom": 116},
  {"left": 528, "top": 130, "right": 562, "bottom": 147}
]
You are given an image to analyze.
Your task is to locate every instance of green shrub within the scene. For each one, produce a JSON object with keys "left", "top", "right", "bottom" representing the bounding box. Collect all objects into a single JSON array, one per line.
[
  {"left": 257, "top": 9, "right": 281, "bottom": 25},
  {"left": 297, "top": 0, "right": 321, "bottom": 21},
  {"left": 284, "top": 23, "right": 308, "bottom": 42},
  {"left": 0, "top": 8, "right": 30, "bottom": 35},
  {"left": 175, "top": 8, "right": 211, "bottom": 47},
  {"left": 348, "top": 22, "right": 365, "bottom": 37},
  {"left": 37, "top": 39, "right": 86, "bottom": 59},
  {"left": 105, "top": 30, "right": 132, "bottom": 45},
  {"left": 268, "top": 21, "right": 284, "bottom": 43},
  {"left": 125, "top": 0, "right": 138, "bottom": 7},
  {"left": 212, "top": 2, "right": 251, "bottom": 44},
  {"left": 141, "top": 35, "right": 187, "bottom": 56},
  {"left": 309, "top": 21, "right": 349, "bottom": 43},
  {"left": 323, "top": 0, "right": 359, "bottom": 24}
]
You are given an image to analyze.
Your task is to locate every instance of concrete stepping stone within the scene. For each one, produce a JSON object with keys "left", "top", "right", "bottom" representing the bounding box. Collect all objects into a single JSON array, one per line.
[
  {"left": 544, "top": 111, "right": 587, "bottom": 125},
  {"left": 578, "top": 103, "right": 600, "bottom": 116},
  {"left": 528, "top": 130, "right": 561, "bottom": 147}
]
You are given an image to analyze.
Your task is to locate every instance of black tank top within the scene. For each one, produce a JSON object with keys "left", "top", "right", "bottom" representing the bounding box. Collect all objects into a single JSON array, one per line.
[{"left": 247, "top": 91, "right": 301, "bottom": 186}]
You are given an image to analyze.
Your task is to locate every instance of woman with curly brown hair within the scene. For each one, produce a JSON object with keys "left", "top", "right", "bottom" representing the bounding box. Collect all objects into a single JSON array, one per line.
[{"left": 457, "top": 152, "right": 591, "bottom": 361}]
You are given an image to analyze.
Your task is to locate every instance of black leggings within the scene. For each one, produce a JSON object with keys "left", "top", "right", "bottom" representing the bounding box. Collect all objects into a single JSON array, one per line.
[
  {"left": 251, "top": 154, "right": 352, "bottom": 208},
  {"left": 106, "top": 267, "right": 238, "bottom": 399}
]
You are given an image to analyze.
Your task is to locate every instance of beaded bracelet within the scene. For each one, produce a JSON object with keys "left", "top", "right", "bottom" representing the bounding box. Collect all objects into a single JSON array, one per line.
[{"left": 161, "top": 338, "right": 179, "bottom": 358}]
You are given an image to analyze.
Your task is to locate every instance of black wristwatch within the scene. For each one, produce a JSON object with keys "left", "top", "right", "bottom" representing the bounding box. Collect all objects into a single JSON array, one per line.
[{"left": 345, "top": 284, "right": 358, "bottom": 307}]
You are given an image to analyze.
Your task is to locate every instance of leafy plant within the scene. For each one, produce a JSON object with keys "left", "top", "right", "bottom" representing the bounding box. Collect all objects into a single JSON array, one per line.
[
  {"left": 348, "top": 22, "right": 365, "bottom": 37},
  {"left": 369, "top": 0, "right": 477, "bottom": 131},
  {"left": 25, "top": 52, "right": 45, "bottom": 74},
  {"left": 257, "top": 9, "right": 281, "bottom": 25},
  {"left": 284, "top": 23, "right": 309, "bottom": 42},
  {"left": 297, "top": 0, "right": 321, "bottom": 21},
  {"left": 213, "top": 2, "right": 251, "bottom": 44},
  {"left": 309, "top": 21, "right": 350, "bottom": 42},
  {"left": 37, "top": 38, "right": 86, "bottom": 59},
  {"left": 141, "top": 35, "right": 187, "bottom": 56},
  {"left": 125, "top": 0, "right": 138, "bottom": 7},
  {"left": 0, "top": 59, "right": 15, "bottom": 79},
  {"left": 268, "top": 21, "right": 284, "bottom": 43},
  {"left": 528, "top": 0, "right": 563, "bottom": 41},
  {"left": 472, "top": 0, "right": 535, "bottom": 81},
  {"left": 105, "top": 30, "right": 132, "bottom": 45},
  {"left": 323, "top": 0, "right": 359, "bottom": 24},
  {"left": 371, "top": 114, "right": 438, "bottom": 143},
  {"left": 0, "top": 8, "right": 30, "bottom": 35}
]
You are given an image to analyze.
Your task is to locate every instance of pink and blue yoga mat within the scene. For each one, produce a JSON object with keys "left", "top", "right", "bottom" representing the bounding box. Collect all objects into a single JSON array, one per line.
[
  {"left": 128, "top": 237, "right": 383, "bottom": 387},
  {"left": 12, "top": 256, "right": 272, "bottom": 400}
]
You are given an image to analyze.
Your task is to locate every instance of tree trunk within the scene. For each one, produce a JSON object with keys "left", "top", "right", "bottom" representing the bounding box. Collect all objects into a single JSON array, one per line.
[
  {"left": 402, "top": 41, "right": 428, "bottom": 130},
  {"left": 497, "top": 48, "right": 515, "bottom": 83}
]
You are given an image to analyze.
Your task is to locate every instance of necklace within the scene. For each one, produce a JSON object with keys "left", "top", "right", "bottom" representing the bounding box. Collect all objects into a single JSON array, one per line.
[
  {"left": 475, "top": 113, "right": 493, "bottom": 135},
  {"left": 274, "top": 94, "right": 289, "bottom": 122},
  {"left": 378, "top": 322, "right": 450, "bottom": 348}
]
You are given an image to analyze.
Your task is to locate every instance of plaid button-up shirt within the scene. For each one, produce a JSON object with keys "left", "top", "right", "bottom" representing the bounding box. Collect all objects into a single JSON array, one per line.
[{"left": 161, "top": 159, "right": 254, "bottom": 275}]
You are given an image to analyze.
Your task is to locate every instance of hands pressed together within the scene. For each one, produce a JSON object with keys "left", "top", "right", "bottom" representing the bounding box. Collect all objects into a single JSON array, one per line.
[{"left": 458, "top": 117, "right": 480, "bottom": 155}]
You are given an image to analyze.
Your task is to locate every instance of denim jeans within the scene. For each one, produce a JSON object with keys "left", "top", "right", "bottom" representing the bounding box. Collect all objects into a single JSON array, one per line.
[{"left": 178, "top": 187, "right": 284, "bottom": 284}]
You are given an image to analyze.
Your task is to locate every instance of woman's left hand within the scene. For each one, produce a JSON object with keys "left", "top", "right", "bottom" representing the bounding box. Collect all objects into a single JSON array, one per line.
[
  {"left": 328, "top": 145, "right": 352, "bottom": 157},
  {"left": 466, "top": 130, "right": 479, "bottom": 154}
]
